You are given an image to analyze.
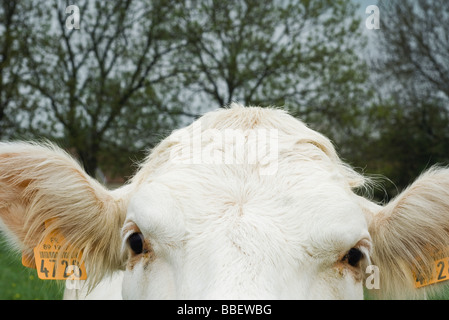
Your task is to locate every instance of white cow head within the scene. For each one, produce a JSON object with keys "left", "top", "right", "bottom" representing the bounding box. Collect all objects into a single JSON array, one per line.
[{"left": 1, "top": 105, "right": 449, "bottom": 299}]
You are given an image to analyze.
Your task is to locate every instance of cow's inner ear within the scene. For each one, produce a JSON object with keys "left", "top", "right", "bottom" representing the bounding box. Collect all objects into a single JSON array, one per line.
[
  {"left": 0, "top": 142, "right": 130, "bottom": 287},
  {"left": 368, "top": 168, "right": 449, "bottom": 299}
]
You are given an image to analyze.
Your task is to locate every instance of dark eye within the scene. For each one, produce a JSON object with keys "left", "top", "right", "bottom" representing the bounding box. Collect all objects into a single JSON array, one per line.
[
  {"left": 128, "top": 232, "right": 144, "bottom": 255},
  {"left": 343, "top": 248, "right": 363, "bottom": 267}
]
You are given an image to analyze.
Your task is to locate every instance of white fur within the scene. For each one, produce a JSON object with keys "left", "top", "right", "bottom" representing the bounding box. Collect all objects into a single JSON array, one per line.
[{"left": 2, "top": 104, "right": 449, "bottom": 299}]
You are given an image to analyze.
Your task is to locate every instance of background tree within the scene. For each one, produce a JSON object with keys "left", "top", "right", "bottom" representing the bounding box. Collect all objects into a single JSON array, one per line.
[
  {"left": 178, "top": 0, "right": 373, "bottom": 155},
  {"left": 0, "top": 1, "right": 43, "bottom": 139},
  {"left": 21, "top": 0, "right": 189, "bottom": 177},
  {"left": 364, "top": 0, "right": 449, "bottom": 199},
  {"left": 1, "top": 0, "right": 375, "bottom": 182}
]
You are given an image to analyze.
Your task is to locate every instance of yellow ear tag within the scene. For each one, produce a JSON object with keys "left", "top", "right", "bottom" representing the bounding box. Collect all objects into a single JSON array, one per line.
[
  {"left": 30, "top": 221, "right": 87, "bottom": 280},
  {"left": 413, "top": 250, "right": 449, "bottom": 288}
]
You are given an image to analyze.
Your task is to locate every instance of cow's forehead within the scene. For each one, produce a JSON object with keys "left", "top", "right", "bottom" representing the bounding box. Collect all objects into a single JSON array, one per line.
[
  {"left": 127, "top": 105, "right": 369, "bottom": 253},
  {"left": 127, "top": 151, "right": 368, "bottom": 258},
  {"left": 131, "top": 105, "right": 365, "bottom": 189}
]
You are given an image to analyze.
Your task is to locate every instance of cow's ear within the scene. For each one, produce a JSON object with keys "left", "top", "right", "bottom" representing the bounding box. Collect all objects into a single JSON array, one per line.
[
  {"left": 0, "top": 142, "right": 130, "bottom": 285},
  {"left": 368, "top": 168, "right": 449, "bottom": 299}
]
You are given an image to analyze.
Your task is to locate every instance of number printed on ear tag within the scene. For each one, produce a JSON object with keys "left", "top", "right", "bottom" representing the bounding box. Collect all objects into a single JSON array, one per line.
[
  {"left": 414, "top": 257, "right": 449, "bottom": 288},
  {"left": 33, "top": 227, "right": 87, "bottom": 280}
]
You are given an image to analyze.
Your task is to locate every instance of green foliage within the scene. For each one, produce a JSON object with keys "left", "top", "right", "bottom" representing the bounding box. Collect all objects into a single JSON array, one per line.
[
  {"left": 1, "top": 0, "right": 374, "bottom": 181},
  {"left": 361, "top": 0, "right": 449, "bottom": 200},
  {"left": 2, "top": 0, "right": 445, "bottom": 202},
  {"left": 7, "top": 0, "right": 187, "bottom": 176},
  {"left": 356, "top": 99, "right": 449, "bottom": 201},
  {"left": 178, "top": 0, "right": 369, "bottom": 110},
  {"left": 0, "top": 1, "right": 46, "bottom": 139},
  {"left": 175, "top": 0, "right": 375, "bottom": 175}
]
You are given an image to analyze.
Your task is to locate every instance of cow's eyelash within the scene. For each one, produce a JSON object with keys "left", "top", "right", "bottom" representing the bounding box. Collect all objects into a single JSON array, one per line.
[
  {"left": 338, "top": 237, "right": 371, "bottom": 267},
  {"left": 342, "top": 243, "right": 371, "bottom": 268},
  {"left": 121, "top": 221, "right": 141, "bottom": 253}
]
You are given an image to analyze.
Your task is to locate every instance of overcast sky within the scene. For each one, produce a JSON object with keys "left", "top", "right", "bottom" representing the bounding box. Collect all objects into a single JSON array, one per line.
[{"left": 356, "top": 0, "right": 379, "bottom": 12}]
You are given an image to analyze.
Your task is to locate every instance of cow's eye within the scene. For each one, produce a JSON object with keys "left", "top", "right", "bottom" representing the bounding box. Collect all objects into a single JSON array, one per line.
[
  {"left": 128, "top": 232, "right": 144, "bottom": 255},
  {"left": 343, "top": 248, "right": 363, "bottom": 267}
]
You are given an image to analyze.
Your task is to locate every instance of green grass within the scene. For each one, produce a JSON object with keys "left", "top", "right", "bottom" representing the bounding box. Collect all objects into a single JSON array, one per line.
[{"left": 0, "top": 236, "right": 64, "bottom": 300}]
